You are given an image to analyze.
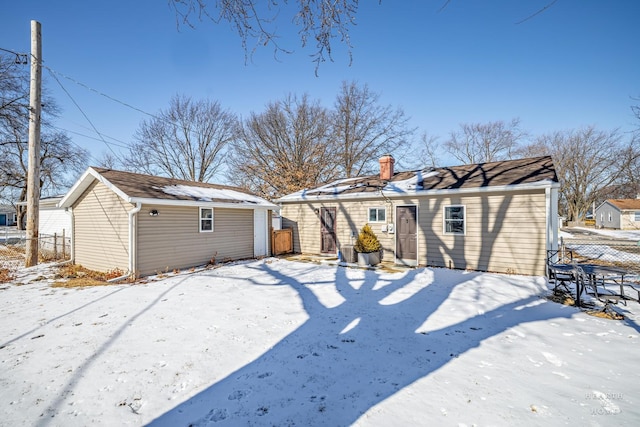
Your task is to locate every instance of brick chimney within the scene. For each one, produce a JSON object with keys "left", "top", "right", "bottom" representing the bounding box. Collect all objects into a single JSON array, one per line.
[{"left": 379, "top": 154, "right": 395, "bottom": 181}]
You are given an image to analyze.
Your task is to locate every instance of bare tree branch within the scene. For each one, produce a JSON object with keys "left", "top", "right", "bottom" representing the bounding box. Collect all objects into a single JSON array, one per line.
[
  {"left": 332, "top": 81, "right": 415, "bottom": 177},
  {"left": 125, "top": 94, "right": 235, "bottom": 182},
  {"left": 444, "top": 118, "right": 526, "bottom": 165},
  {"left": 168, "top": 0, "right": 359, "bottom": 74},
  {"left": 229, "top": 93, "right": 337, "bottom": 199},
  {"left": 515, "top": 0, "right": 559, "bottom": 25}
]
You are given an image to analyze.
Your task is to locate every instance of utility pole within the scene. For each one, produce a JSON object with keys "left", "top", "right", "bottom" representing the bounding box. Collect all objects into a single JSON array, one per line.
[{"left": 25, "top": 20, "right": 42, "bottom": 267}]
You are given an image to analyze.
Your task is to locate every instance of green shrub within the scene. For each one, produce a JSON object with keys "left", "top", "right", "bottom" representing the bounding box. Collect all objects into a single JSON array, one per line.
[{"left": 354, "top": 224, "right": 382, "bottom": 253}]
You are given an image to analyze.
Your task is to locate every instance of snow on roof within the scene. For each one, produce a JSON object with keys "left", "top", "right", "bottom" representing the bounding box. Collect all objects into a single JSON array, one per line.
[
  {"left": 278, "top": 177, "right": 364, "bottom": 201},
  {"left": 161, "top": 184, "right": 274, "bottom": 206},
  {"left": 277, "top": 156, "right": 558, "bottom": 202},
  {"left": 383, "top": 170, "right": 438, "bottom": 193}
]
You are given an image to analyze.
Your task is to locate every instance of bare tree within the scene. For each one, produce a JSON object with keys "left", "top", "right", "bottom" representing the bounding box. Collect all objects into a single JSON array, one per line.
[
  {"left": 169, "top": 1, "right": 559, "bottom": 72},
  {"left": 595, "top": 136, "right": 640, "bottom": 202},
  {"left": 229, "top": 93, "right": 336, "bottom": 199},
  {"left": 0, "top": 55, "right": 88, "bottom": 226},
  {"left": 94, "top": 151, "right": 121, "bottom": 169},
  {"left": 417, "top": 131, "right": 441, "bottom": 168},
  {"left": 443, "top": 118, "right": 525, "bottom": 165},
  {"left": 521, "top": 126, "right": 637, "bottom": 222},
  {"left": 126, "top": 94, "right": 236, "bottom": 182},
  {"left": 332, "top": 81, "right": 414, "bottom": 177},
  {"left": 170, "top": 0, "right": 358, "bottom": 72}
]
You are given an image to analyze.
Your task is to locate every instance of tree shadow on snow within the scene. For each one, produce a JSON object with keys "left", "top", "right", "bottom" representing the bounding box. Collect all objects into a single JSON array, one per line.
[{"left": 150, "top": 261, "right": 574, "bottom": 426}]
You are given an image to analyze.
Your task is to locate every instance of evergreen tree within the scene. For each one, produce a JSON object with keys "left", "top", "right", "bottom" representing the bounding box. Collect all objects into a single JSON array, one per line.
[{"left": 354, "top": 224, "right": 381, "bottom": 253}]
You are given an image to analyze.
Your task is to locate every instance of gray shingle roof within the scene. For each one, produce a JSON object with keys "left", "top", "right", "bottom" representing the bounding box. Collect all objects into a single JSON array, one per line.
[
  {"left": 59, "top": 167, "right": 277, "bottom": 208},
  {"left": 92, "top": 168, "right": 260, "bottom": 204},
  {"left": 279, "top": 156, "right": 557, "bottom": 201}
]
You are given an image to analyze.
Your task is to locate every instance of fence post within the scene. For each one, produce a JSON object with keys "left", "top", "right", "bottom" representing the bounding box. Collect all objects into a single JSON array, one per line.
[
  {"left": 54, "top": 233, "right": 58, "bottom": 259},
  {"left": 62, "top": 229, "right": 66, "bottom": 259}
]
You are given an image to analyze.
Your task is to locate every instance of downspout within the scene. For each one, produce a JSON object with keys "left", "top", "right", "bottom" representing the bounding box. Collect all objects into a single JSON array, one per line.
[{"left": 108, "top": 202, "right": 141, "bottom": 283}]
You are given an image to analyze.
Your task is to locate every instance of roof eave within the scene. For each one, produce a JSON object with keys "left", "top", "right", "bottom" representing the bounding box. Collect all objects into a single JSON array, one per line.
[
  {"left": 58, "top": 167, "right": 131, "bottom": 208},
  {"left": 129, "top": 197, "right": 279, "bottom": 210}
]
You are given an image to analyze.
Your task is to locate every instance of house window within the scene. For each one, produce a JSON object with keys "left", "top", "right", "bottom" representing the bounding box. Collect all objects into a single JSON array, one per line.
[
  {"left": 200, "top": 208, "right": 213, "bottom": 232},
  {"left": 635, "top": 211, "right": 640, "bottom": 222},
  {"left": 444, "top": 205, "right": 465, "bottom": 235},
  {"left": 608, "top": 212, "right": 612, "bottom": 222},
  {"left": 368, "top": 207, "right": 386, "bottom": 223}
]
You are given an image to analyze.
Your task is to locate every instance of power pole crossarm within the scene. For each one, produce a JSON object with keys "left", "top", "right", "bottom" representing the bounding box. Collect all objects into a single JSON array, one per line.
[{"left": 25, "top": 20, "right": 42, "bottom": 267}]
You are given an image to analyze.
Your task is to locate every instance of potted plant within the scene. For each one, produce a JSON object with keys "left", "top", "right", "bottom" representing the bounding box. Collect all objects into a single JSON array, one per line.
[{"left": 354, "top": 223, "right": 382, "bottom": 267}]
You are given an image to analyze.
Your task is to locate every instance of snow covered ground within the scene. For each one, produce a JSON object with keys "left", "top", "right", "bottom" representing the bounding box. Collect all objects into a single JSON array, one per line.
[
  {"left": 1, "top": 259, "right": 639, "bottom": 426},
  {"left": 569, "top": 227, "right": 640, "bottom": 241}
]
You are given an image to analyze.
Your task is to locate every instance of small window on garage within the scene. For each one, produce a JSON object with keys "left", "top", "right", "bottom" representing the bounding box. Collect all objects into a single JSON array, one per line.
[
  {"left": 368, "top": 207, "right": 386, "bottom": 222},
  {"left": 200, "top": 208, "right": 213, "bottom": 232},
  {"left": 444, "top": 205, "right": 465, "bottom": 235},
  {"left": 608, "top": 211, "right": 612, "bottom": 222},
  {"left": 635, "top": 211, "right": 640, "bottom": 222}
]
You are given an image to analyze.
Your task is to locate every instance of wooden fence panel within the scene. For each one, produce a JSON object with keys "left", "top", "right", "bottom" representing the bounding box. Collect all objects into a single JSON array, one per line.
[{"left": 272, "top": 228, "right": 293, "bottom": 255}]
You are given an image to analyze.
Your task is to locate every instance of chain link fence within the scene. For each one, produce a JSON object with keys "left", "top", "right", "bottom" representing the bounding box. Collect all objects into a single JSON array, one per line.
[
  {"left": 1, "top": 228, "right": 70, "bottom": 270},
  {"left": 561, "top": 237, "right": 640, "bottom": 275}
]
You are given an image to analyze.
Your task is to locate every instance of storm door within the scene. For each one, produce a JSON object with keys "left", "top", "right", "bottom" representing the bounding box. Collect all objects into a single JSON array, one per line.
[
  {"left": 320, "top": 207, "right": 337, "bottom": 254},
  {"left": 396, "top": 205, "right": 417, "bottom": 266}
]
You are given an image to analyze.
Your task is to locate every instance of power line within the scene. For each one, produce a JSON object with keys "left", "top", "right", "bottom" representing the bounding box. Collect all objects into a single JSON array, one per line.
[
  {"left": 47, "top": 124, "right": 131, "bottom": 149},
  {"left": 41, "top": 64, "right": 225, "bottom": 144},
  {"left": 46, "top": 67, "right": 121, "bottom": 157},
  {"left": 6, "top": 51, "right": 227, "bottom": 163},
  {"left": 42, "top": 65, "right": 157, "bottom": 119},
  {"left": 0, "top": 47, "right": 28, "bottom": 64}
]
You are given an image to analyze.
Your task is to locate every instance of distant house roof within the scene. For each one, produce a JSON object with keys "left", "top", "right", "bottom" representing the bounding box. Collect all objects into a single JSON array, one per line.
[
  {"left": 16, "top": 195, "right": 65, "bottom": 209},
  {"left": 59, "top": 167, "right": 277, "bottom": 209},
  {"left": 606, "top": 199, "right": 640, "bottom": 211},
  {"left": 278, "top": 156, "right": 558, "bottom": 202}
]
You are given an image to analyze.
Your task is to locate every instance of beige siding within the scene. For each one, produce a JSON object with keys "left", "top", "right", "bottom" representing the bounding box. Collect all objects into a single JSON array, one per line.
[
  {"left": 281, "top": 189, "right": 548, "bottom": 275},
  {"left": 418, "top": 190, "right": 547, "bottom": 276},
  {"left": 621, "top": 211, "right": 640, "bottom": 230},
  {"left": 281, "top": 198, "right": 397, "bottom": 261},
  {"left": 136, "top": 206, "right": 253, "bottom": 276},
  {"left": 72, "top": 181, "right": 133, "bottom": 273}
]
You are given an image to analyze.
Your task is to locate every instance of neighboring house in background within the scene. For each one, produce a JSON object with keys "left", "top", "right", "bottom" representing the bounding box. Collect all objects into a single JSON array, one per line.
[
  {"left": 0, "top": 205, "right": 17, "bottom": 227},
  {"left": 16, "top": 196, "right": 71, "bottom": 237},
  {"left": 39, "top": 196, "right": 72, "bottom": 238},
  {"left": 595, "top": 198, "right": 640, "bottom": 230},
  {"left": 277, "top": 155, "right": 559, "bottom": 276},
  {"left": 58, "top": 167, "right": 278, "bottom": 277}
]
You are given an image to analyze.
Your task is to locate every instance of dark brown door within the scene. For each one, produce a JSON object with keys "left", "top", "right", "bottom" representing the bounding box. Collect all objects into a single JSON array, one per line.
[
  {"left": 396, "top": 206, "right": 417, "bottom": 265},
  {"left": 320, "top": 207, "right": 337, "bottom": 254}
]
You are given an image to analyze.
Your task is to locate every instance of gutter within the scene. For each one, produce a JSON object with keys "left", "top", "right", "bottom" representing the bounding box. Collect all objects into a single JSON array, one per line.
[{"left": 109, "top": 202, "right": 142, "bottom": 282}]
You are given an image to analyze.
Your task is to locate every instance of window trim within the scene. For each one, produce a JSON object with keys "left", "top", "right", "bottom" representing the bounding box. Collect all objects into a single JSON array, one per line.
[
  {"left": 443, "top": 205, "right": 466, "bottom": 235},
  {"left": 199, "top": 207, "right": 214, "bottom": 232},
  {"left": 368, "top": 207, "right": 386, "bottom": 223}
]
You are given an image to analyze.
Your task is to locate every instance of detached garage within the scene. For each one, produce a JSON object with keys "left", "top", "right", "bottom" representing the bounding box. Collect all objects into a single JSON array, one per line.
[{"left": 59, "top": 167, "right": 277, "bottom": 277}]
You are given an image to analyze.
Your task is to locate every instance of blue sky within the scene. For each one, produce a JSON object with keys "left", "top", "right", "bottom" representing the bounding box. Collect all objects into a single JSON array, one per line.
[{"left": 1, "top": 0, "right": 639, "bottom": 174}]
